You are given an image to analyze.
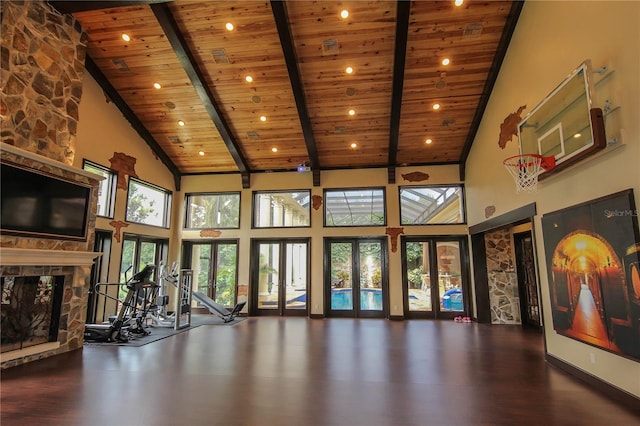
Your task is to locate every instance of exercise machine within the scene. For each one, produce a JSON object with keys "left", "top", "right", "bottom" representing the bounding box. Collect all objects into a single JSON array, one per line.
[{"left": 192, "top": 291, "right": 245, "bottom": 323}]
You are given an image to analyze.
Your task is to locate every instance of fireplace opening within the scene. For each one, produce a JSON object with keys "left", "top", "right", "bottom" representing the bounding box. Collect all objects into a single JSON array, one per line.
[{"left": 1, "top": 275, "right": 65, "bottom": 353}]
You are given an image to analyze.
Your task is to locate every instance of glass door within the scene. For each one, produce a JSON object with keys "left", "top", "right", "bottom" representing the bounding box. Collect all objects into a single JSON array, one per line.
[
  {"left": 182, "top": 241, "right": 238, "bottom": 308},
  {"left": 403, "top": 237, "right": 469, "bottom": 319},
  {"left": 326, "top": 238, "right": 387, "bottom": 318},
  {"left": 251, "top": 239, "right": 309, "bottom": 316}
]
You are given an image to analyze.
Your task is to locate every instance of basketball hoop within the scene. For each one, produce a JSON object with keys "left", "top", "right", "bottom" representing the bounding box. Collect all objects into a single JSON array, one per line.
[{"left": 503, "top": 154, "right": 555, "bottom": 193}]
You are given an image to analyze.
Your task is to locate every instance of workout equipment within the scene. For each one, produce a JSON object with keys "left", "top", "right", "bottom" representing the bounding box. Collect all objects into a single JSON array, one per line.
[
  {"left": 146, "top": 262, "right": 193, "bottom": 330},
  {"left": 84, "top": 265, "right": 157, "bottom": 343},
  {"left": 192, "top": 291, "right": 246, "bottom": 323},
  {"left": 503, "top": 153, "right": 555, "bottom": 193}
]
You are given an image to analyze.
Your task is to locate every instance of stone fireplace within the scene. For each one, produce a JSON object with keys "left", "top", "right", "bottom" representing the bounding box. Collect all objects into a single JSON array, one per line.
[{"left": 1, "top": 0, "right": 97, "bottom": 369}]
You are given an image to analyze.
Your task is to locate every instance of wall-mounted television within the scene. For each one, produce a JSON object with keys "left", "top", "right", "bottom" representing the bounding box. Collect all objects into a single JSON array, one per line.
[{"left": 1, "top": 162, "right": 92, "bottom": 241}]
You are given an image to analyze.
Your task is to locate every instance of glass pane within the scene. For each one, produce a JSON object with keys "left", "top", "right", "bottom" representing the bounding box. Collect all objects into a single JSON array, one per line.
[
  {"left": 192, "top": 244, "right": 212, "bottom": 295},
  {"left": 325, "top": 188, "right": 385, "bottom": 226},
  {"left": 406, "top": 241, "right": 432, "bottom": 311},
  {"left": 139, "top": 242, "right": 157, "bottom": 278},
  {"left": 400, "top": 186, "right": 464, "bottom": 225},
  {"left": 185, "top": 193, "right": 240, "bottom": 229},
  {"left": 215, "top": 243, "right": 237, "bottom": 308},
  {"left": 437, "top": 242, "right": 463, "bottom": 312},
  {"left": 330, "top": 242, "right": 353, "bottom": 310},
  {"left": 83, "top": 162, "right": 115, "bottom": 218},
  {"left": 359, "top": 242, "right": 383, "bottom": 311},
  {"left": 285, "top": 243, "right": 307, "bottom": 310},
  {"left": 126, "top": 179, "right": 171, "bottom": 227},
  {"left": 258, "top": 243, "right": 280, "bottom": 309},
  {"left": 119, "top": 239, "right": 137, "bottom": 301},
  {"left": 254, "top": 191, "right": 311, "bottom": 228}
]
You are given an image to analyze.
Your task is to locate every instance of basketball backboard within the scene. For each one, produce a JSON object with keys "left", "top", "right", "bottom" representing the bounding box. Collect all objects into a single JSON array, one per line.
[{"left": 518, "top": 60, "right": 606, "bottom": 178}]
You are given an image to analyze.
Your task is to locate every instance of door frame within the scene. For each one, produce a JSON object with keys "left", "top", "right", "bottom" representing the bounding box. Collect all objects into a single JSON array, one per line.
[
  {"left": 513, "top": 230, "right": 542, "bottom": 330},
  {"left": 324, "top": 236, "right": 389, "bottom": 319},
  {"left": 249, "top": 238, "right": 310, "bottom": 317}
]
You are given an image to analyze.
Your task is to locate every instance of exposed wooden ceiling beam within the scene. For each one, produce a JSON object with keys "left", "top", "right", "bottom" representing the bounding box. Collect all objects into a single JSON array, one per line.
[
  {"left": 49, "top": 1, "right": 172, "bottom": 14},
  {"left": 387, "top": 1, "right": 411, "bottom": 185},
  {"left": 271, "top": 0, "right": 321, "bottom": 187},
  {"left": 150, "top": 3, "right": 251, "bottom": 188},
  {"left": 458, "top": 0, "right": 525, "bottom": 181},
  {"left": 84, "top": 56, "right": 182, "bottom": 191}
]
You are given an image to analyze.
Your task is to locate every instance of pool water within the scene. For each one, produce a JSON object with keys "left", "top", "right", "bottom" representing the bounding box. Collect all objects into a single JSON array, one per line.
[{"left": 331, "top": 288, "right": 382, "bottom": 310}]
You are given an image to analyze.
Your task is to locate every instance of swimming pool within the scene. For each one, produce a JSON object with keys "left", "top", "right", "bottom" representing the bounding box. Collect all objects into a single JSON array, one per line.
[{"left": 331, "top": 288, "right": 383, "bottom": 310}]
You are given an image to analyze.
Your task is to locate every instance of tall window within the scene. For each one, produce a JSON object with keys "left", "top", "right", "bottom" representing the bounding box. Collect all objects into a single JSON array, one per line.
[
  {"left": 324, "top": 188, "right": 386, "bottom": 227},
  {"left": 119, "top": 234, "right": 168, "bottom": 301},
  {"left": 399, "top": 185, "right": 465, "bottom": 225},
  {"left": 253, "top": 191, "right": 311, "bottom": 228},
  {"left": 82, "top": 160, "right": 117, "bottom": 218},
  {"left": 125, "top": 178, "right": 172, "bottom": 228},
  {"left": 185, "top": 192, "right": 240, "bottom": 229}
]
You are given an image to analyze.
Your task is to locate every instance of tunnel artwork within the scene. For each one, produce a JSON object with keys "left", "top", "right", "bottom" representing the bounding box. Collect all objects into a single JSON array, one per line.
[{"left": 542, "top": 189, "right": 640, "bottom": 361}]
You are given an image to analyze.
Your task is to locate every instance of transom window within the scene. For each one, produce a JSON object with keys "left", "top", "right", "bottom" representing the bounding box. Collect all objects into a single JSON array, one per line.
[
  {"left": 184, "top": 192, "right": 240, "bottom": 229},
  {"left": 125, "top": 178, "right": 172, "bottom": 228},
  {"left": 324, "top": 188, "right": 386, "bottom": 227},
  {"left": 253, "top": 190, "right": 311, "bottom": 228},
  {"left": 82, "top": 160, "right": 117, "bottom": 218},
  {"left": 399, "top": 185, "right": 465, "bottom": 225}
]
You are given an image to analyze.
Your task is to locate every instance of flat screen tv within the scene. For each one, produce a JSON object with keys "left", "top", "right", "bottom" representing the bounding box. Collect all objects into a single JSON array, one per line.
[{"left": 1, "top": 162, "right": 92, "bottom": 240}]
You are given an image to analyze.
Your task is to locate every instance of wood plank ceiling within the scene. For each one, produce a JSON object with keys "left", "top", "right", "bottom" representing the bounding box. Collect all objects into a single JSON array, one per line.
[{"left": 51, "top": 0, "right": 522, "bottom": 189}]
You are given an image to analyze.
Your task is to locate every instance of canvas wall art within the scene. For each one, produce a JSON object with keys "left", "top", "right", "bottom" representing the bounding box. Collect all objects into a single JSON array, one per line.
[{"left": 542, "top": 189, "right": 640, "bottom": 361}]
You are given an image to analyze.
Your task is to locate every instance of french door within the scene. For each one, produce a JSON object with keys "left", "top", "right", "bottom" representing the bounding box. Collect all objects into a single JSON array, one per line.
[
  {"left": 325, "top": 237, "right": 388, "bottom": 318},
  {"left": 402, "top": 236, "right": 469, "bottom": 319},
  {"left": 182, "top": 240, "right": 239, "bottom": 308},
  {"left": 250, "top": 239, "right": 309, "bottom": 316}
]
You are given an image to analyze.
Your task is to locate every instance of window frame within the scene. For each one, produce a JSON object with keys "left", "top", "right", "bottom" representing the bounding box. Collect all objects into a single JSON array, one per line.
[
  {"left": 82, "top": 159, "right": 117, "bottom": 219},
  {"left": 184, "top": 192, "right": 241, "bottom": 230},
  {"left": 252, "top": 190, "right": 311, "bottom": 229},
  {"left": 398, "top": 184, "right": 466, "bottom": 226},
  {"left": 323, "top": 187, "right": 387, "bottom": 228},
  {"left": 125, "top": 177, "right": 172, "bottom": 228}
]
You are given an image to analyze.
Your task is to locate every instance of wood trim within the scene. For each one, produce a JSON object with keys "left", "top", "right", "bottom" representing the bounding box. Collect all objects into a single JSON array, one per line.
[
  {"left": 309, "top": 314, "right": 325, "bottom": 319},
  {"left": 50, "top": 1, "right": 172, "bottom": 14},
  {"left": 469, "top": 202, "right": 536, "bottom": 235},
  {"left": 271, "top": 0, "right": 320, "bottom": 187},
  {"left": 545, "top": 353, "right": 640, "bottom": 406},
  {"left": 150, "top": 3, "right": 251, "bottom": 187},
  {"left": 84, "top": 57, "right": 182, "bottom": 191},
  {"left": 459, "top": 0, "right": 525, "bottom": 181},
  {"left": 389, "top": 315, "right": 405, "bottom": 321},
  {"left": 387, "top": 1, "right": 411, "bottom": 184}
]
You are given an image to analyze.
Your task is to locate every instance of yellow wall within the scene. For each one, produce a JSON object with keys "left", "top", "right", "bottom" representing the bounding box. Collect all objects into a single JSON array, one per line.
[{"left": 465, "top": 1, "right": 640, "bottom": 397}]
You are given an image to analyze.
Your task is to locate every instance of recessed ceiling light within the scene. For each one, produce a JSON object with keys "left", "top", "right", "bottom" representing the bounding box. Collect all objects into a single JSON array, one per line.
[
  {"left": 573, "top": 133, "right": 582, "bottom": 138},
  {"left": 350, "top": 142, "right": 357, "bottom": 148},
  {"left": 121, "top": 33, "right": 131, "bottom": 42},
  {"left": 442, "top": 58, "right": 450, "bottom": 66},
  {"left": 348, "top": 109, "right": 356, "bottom": 116},
  {"left": 454, "top": 0, "right": 464, "bottom": 7},
  {"left": 198, "top": 151, "right": 205, "bottom": 156},
  {"left": 260, "top": 116, "right": 267, "bottom": 122},
  {"left": 178, "top": 120, "right": 185, "bottom": 127},
  {"left": 271, "top": 147, "right": 278, "bottom": 153},
  {"left": 153, "top": 82, "right": 162, "bottom": 89},
  {"left": 245, "top": 75, "right": 253, "bottom": 83},
  {"left": 432, "top": 103, "right": 441, "bottom": 110},
  {"left": 340, "top": 10, "right": 349, "bottom": 19},
  {"left": 345, "top": 66, "right": 354, "bottom": 74},
  {"left": 225, "top": 22, "right": 234, "bottom": 31},
  {"left": 425, "top": 138, "right": 433, "bottom": 145}
]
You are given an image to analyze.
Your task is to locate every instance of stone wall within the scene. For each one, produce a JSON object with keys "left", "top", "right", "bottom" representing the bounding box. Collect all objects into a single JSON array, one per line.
[
  {"left": 485, "top": 227, "right": 520, "bottom": 324},
  {"left": 1, "top": 0, "right": 87, "bottom": 165}
]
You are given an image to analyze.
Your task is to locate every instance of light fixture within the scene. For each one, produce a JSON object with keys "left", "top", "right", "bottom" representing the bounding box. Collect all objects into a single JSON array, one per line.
[
  {"left": 441, "top": 58, "right": 450, "bottom": 66},
  {"left": 345, "top": 66, "right": 354, "bottom": 74},
  {"left": 153, "top": 82, "right": 162, "bottom": 89},
  {"left": 271, "top": 147, "right": 278, "bottom": 153},
  {"left": 178, "top": 120, "right": 185, "bottom": 127},
  {"left": 425, "top": 138, "right": 433, "bottom": 145},
  {"left": 198, "top": 151, "right": 205, "bottom": 156},
  {"left": 350, "top": 142, "right": 357, "bottom": 148},
  {"left": 225, "top": 22, "right": 234, "bottom": 31},
  {"left": 348, "top": 109, "right": 356, "bottom": 116},
  {"left": 454, "top": 0, "right": 464, "bottom": 7},
  {"left": 432, "top": 103, "right": 441, "bottom": 110},
  {"left": 260, "top": 115, "right": 267, "bottom": 122},
  {"left": 340, "top": 9, "right": 349, "bottom": 19},
  {"left": 573, "top": 133, "right": 582, "bottom": 138},
  {"left": 245, "top": 75, "right": 253, "bottom": 83},
  {"left": 121, "top": 33, "right": 131, "bottom": 42}
]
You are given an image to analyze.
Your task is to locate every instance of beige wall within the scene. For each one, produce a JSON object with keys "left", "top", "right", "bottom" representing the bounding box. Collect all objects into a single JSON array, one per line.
[{"left": 465, "top": 1, "right": 640, "bottom": 397}]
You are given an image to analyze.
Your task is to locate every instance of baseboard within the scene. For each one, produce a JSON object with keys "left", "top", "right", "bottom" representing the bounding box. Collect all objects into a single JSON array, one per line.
[
  {"left": 389, "top": 315, "right": 404, "bottom": 321},
  {"left": 310, "top": 313, "right": 325, "bottom": 319},
  {"left": 545, "top": 353, "right": 640, "bottom": 406}
]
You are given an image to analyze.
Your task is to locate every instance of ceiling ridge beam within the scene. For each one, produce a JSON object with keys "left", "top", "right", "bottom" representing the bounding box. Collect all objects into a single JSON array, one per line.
[
  {"left": 150, "top": 3, "right": 252, "bottom": 188},
  {"left": 50, "top": 1, "right": 173, "bottom": 14},
  {"left": 271, "top": 0, "right": 321, "bottom": 187},
  {"left": 458, "top": 0, "right": 525, "bottom": 181},
  {"left": 387, "top": 0, "right": 411, "bottom": 185},
  {"left": 84, "top": 56, "right": 182, "bottom": 191}
]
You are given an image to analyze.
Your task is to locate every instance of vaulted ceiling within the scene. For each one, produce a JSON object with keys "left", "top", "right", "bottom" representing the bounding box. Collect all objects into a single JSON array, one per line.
[{"left": 50, "top": 0, "right": 523, "bottom": 189}]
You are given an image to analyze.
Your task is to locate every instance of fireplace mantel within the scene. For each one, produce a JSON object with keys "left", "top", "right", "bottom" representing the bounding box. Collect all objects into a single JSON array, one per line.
[{"left": 0, "top": 248, "right": 101, "bottom": 267}]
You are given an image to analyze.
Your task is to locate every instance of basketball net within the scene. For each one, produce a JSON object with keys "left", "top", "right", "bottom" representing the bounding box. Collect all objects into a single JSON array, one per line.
[{"left": 503, "top": 154, "right": 544, "bottom": 193}]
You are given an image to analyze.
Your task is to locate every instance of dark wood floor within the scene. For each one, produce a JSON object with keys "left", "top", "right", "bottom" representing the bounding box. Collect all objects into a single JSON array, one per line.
[{"left": 2, "top": 317, "right": 639, "bottom": 426}]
